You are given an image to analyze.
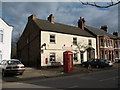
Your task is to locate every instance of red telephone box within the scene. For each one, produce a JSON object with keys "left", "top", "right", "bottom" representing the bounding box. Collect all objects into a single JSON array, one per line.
[{"left": 63, "top": 51, "right": 74, "bottom": 72}]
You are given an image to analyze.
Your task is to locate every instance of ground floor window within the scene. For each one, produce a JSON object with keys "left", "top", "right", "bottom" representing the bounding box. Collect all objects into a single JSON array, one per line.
[
  {"left": 74, "top": 53, "right": 78, "bottom": 62},
  {"left": 50, "top": 53, "right": 56, "bottom": 62},
  {"left": 100, "top": 50, "right": 104, "bottom": 59},
  {"left": 0, "top": 50, "right": 2, "bottom": 62},
  {"left": 115, "top": 51, "right": 120, "bottom": 58},
  {"left": 87, "top": 47, "right": 95, "bottom": 60}
]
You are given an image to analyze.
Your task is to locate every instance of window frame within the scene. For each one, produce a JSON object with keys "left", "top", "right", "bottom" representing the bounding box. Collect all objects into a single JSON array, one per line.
[
  {"left": 0, "top": 30, "right": 3, "bottom": 43},
  {"left": 49, "top": 52, "right": 56, "bottom": 62},
  {"left": 73, "top": 37, "right": 77, "bottom": 45},
  {"left": 88, "top": 39, "right": 92, "bottom": 46},
  {"left": 74, "top": 53, "right": 78, "bottom": 61},
  {"left": 50, "top": 34, "right": 56, "bottom": 44},
  {"left": 0, "top": 50, "right": 2, "bottom": 61}
]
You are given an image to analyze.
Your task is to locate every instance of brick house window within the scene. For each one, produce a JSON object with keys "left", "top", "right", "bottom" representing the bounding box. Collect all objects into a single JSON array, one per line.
[
  {"left": 0, "top": 30, "right": 3, "bottom": 42},
  {"left": 109, "top": 40, "right": 112, "bottom": 47},
  {"left": 88, "top": 39, "right": 92, "bottom": 46},
  {"left": 101, "top": 50, "right": 104, "bottom": 59},
  {"left": 101, "top": 39, "right": 104, "bottom": 46},
  {"left": 73, "top": 37, "right": 77, "bottom": 45},
  {"left": 50, "top": 34, "right": 55, "bottom": 43},
  {"left": 119, "top": 41, "right": 120, "bottom": 48},
  {"left": 101, "top": 39, "right": 107, "bottom": 47},
  {"left": 50, "top": 53, "right": 56, "bottom": 62},
  {"left": 115, "top": 41, "right": 118, "bottom": 48},
  {"left": 115, "top": 51, "right": 119, "bottom": 58},
  {"left": 104, "top": 39, "right": 107, "bottom": 47}
]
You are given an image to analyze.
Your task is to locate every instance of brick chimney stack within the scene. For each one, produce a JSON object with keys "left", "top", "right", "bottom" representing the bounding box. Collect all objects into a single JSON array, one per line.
[
  {"left": 113, "top": 32, "right": 119, "bottom": 36},
  {"left": 78, "top": 17, "right": 86, "bottom": 30},
  {"left": 47, "top": 14, "right": 54, "bottom": 24},
  {"left": 28, "top": 14, "right": 36, "bottom": 21},
  {"left": 100, "top": 25, "right": 108, "bottom": 32}
]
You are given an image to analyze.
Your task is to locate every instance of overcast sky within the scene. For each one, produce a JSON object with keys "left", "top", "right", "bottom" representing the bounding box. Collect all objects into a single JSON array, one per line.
[{"left": 1, "top": 2, "right": 118, "bottom": 42}]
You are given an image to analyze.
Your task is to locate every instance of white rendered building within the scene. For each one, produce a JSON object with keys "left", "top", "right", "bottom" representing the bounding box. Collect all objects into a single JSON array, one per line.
[{"left": 0, "top": 18, "right": 13, "bottom": 62}]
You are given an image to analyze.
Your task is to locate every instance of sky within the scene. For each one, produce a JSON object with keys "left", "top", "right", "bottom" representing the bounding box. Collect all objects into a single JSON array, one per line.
[{"left": 1, "top": 2, "right": 118, "bottom": 42}]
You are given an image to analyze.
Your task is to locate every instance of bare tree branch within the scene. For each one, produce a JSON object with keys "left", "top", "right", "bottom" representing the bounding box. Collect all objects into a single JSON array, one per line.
[{"left": 79, "top": 0, "right": 120, "bottom": 8}]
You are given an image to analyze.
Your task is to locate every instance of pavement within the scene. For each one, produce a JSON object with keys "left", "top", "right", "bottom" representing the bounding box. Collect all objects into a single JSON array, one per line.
[{"left": 2, "top": 63, "right": 120, "bottom": 82}]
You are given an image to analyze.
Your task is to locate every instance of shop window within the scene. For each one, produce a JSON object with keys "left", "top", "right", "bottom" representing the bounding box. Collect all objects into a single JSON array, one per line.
[
  {"left": 50, "top": 34, "right": 55, "bottom": 43},
  {"left": 50, "top": 53, "right": 56, "bottom": 62},
  {"left": 73, "top": 37, "right": 77, "bottom": 45}
]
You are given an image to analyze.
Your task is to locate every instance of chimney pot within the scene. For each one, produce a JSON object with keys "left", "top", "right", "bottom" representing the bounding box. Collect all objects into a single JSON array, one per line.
[
  {"left": 47, "top": 14, "right": 54, "bottom": 24},
  {"left": 113, "top": 32, "right": 119, "bottom": 36},
  {"left": 78, "top": 17, "right": 86, "bottom": 30},
  {"left": 100, "top": 25, "right": 108, "bottom": 32}
]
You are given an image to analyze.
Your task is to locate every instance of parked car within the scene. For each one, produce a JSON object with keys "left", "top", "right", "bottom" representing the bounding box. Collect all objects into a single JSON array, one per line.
[
  {"left": 0, "top": 59, "right": 25, "bottom": 76},
  {"left": 101, "top": 59, "right": 113, "bottom": 67},
  {"left": 114, "top": 58, "right": 120, "bottom": 63},
  {"left": 81, "top": 59, "right": 110, "bottom": 68}
]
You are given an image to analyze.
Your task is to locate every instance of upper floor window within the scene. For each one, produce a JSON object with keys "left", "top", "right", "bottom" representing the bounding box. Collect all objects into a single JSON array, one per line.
[
  {"left": 115, "top": 40, "right": 120, "bottom": 48},
  {"left": 73, "top": 37, "right": 77, "bottom": 45},
  {"left": 119, "top": 41, "right": 120, "bottom": 48},
  {"left": 101, "top": 39, "right": 104, "bottom": 46},
  {"left": 50, "top": 34, "right": 55, "bottom": 43},
  {"left": 88, "top": 39, "right": 92, "bottom": 46},
  {"left": 108, "top": 40, "right": 112, "bottom": 47},
  {"left": 0, "top": 30, "right": 3, "bottom": 42},
  {"left": 110, "top": 40, "right": 113, "bottom": 46},
  {"left": 100, "top": 39, "right": 107, "bottom": 47}
]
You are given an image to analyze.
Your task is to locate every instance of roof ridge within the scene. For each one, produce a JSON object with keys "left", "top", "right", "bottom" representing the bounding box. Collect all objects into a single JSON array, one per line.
[
  {"left": 36, "top": 18, "right": 80, "bottom": 29},
  {"left": 86, "top": 25, "right": 118, "bottom": 38}
]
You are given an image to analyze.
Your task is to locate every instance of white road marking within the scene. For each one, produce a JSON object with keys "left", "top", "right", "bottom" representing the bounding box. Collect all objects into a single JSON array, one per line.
[
  {"left": 68, "top": 85, "right": 79, "bottom": 88},
  {"left": 99, "top": 76, "right": 118, "bottom": 82}
]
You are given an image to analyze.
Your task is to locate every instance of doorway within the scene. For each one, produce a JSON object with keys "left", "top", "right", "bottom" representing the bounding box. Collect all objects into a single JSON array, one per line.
[{"left": 80, "top": 52, "right": 84, "bottom": 63}]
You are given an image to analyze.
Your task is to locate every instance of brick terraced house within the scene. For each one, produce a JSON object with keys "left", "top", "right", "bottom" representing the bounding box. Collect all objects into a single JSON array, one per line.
[{"left": 85, "top": 25, "right": 120, "bottom": 62}]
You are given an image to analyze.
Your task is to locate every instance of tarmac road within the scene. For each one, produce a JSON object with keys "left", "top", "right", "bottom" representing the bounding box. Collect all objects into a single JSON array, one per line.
[{"left": 2, "top": 68, "right": 120, "bottom": 89}]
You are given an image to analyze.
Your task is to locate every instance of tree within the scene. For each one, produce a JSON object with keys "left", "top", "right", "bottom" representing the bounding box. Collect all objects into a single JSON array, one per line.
[
  {"left": 73, "top": 40, "right": 90, "bottom": 63},
  {"left": 80, "top": 0, "right": 120, "bottom": 8}
]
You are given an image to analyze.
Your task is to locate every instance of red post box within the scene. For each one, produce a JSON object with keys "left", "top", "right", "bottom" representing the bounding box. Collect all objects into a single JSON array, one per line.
[
  {"left": 45, "top": 58, "right": 48, "bottom": 64},
  {"left": 63, "top": 51, "right": 74, "bottom": 72}
]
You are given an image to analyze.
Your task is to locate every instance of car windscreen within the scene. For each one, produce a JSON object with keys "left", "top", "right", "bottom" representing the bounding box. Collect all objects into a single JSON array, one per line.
[{"left": 7, "top": 61, "right": 22, "bottom": 65}]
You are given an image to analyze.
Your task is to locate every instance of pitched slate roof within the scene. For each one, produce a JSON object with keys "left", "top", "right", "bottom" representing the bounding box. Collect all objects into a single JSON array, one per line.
[
  {"left": 86, "top": 25, "right": 119, "bottom": 39},
  {"left": 33, "top": 18, "right": 95, "bottom": 37}
]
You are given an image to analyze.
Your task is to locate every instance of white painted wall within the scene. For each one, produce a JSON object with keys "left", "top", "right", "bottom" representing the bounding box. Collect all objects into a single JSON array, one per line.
[
  {"left": 0, "top": 18, "right": 13, "bottom": 62},
  {"left": 41, "top": 31, "right": 96, "bottom": 66}
]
